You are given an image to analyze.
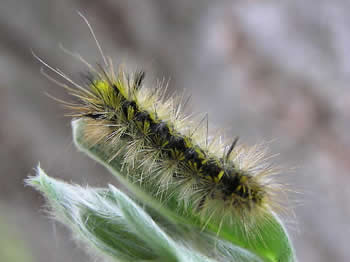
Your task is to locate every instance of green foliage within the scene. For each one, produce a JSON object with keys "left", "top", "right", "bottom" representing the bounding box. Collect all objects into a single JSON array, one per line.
[
  {"left": 26, "top": 119, "right": 296, "bottom": 262},
  {"left": 27, "top": 168, "right": 261, "bottom": 262}
]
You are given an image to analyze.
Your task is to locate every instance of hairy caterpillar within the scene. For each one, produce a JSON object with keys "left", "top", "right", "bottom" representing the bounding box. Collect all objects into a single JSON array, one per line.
[{"left": 34, "top": 13, "right": 285, "bottom": 233}]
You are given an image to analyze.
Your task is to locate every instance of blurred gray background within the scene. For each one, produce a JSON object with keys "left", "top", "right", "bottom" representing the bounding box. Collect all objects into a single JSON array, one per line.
[{"left": 1, "top": 0, "right": 350, "bottom": 261}]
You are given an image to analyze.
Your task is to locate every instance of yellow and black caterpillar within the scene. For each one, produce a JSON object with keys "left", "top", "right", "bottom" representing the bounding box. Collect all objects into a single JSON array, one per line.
[{"left": 47, "top": 58, "right": 282, "bottom": 225}]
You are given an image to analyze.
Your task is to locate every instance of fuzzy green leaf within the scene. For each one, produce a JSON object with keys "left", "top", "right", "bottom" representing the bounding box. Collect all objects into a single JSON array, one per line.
[
  {"left": 27, "top": 167, "right": 265, "bottom": 262},
  {"left": 27, "top": 167, "right": 156, "bottom": 261}
]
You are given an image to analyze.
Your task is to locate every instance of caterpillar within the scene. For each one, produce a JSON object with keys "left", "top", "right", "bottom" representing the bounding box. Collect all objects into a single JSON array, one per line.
[{"left": 33, "top": 13, "right": 284, "bottom": 231}]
